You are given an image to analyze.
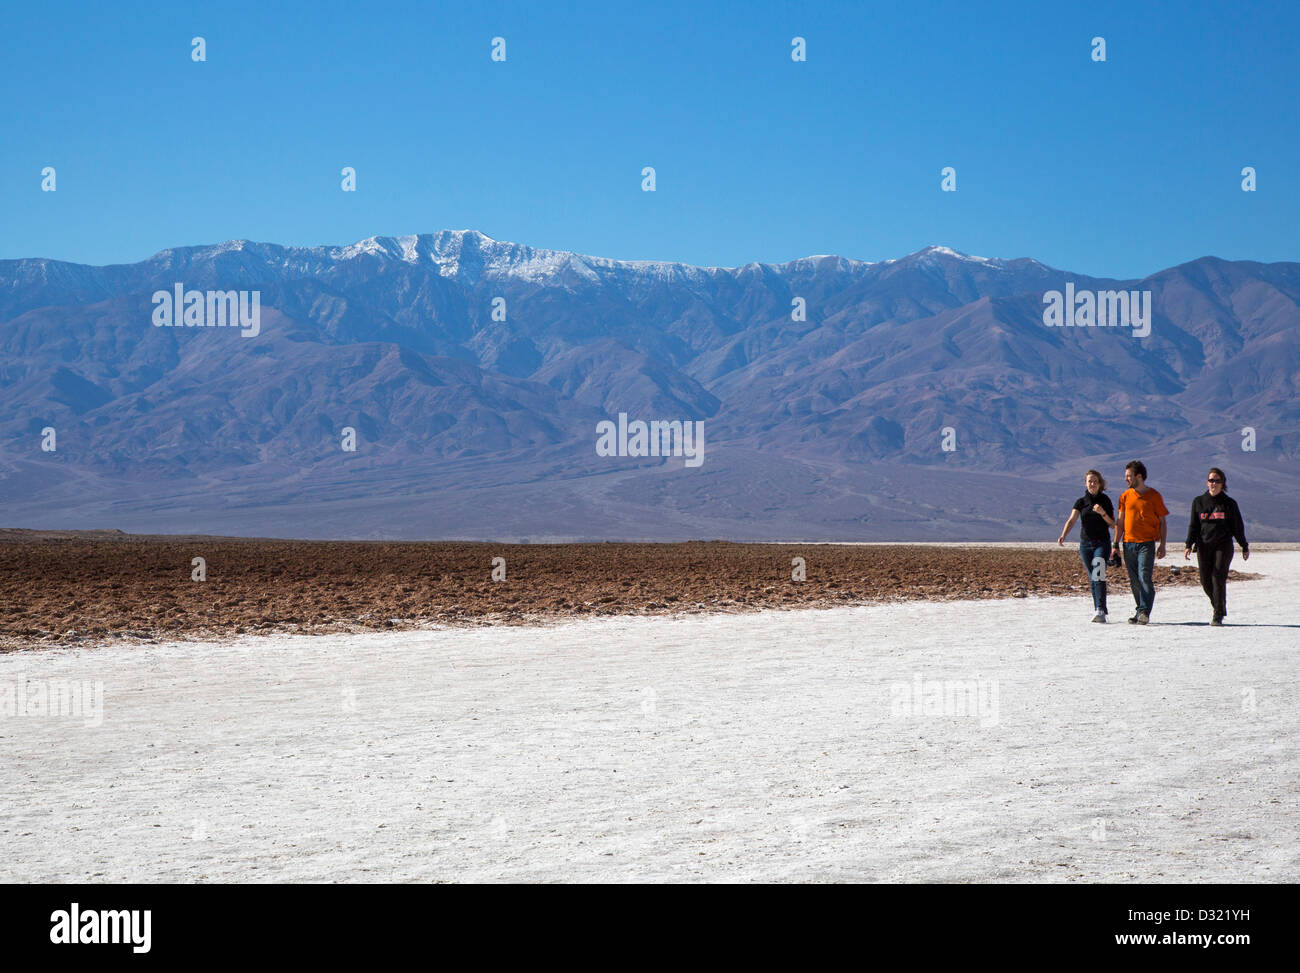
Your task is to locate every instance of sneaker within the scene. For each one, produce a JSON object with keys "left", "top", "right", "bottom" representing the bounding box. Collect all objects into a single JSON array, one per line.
[
  {"left": 1136, "top": 612, "right": 1149, "bottom": 625},
  {"left": 1127, "top": 614, "right": 1138, "bottom": 624},
  {"left": 1211, "top": 614, "right": 1223, "bottom": 627},
  {"left": 1092, "top": 612, "right": 1107, "bottom": 623}
]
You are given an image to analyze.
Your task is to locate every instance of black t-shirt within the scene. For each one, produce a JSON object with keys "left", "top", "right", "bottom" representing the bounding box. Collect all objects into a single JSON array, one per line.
[{"left": 1073, "top": 491, "right": 1114, "bottom": 542}]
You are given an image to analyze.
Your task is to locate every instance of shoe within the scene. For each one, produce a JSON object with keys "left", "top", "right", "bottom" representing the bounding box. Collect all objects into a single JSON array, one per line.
[
  {"left": 1211, "top": 614, "right": 1223, "bottom": 627},
  {"left": 1092, "top": 612, "right": 1107, "bottom": 623},
  {"left": 1127, "top": 615, "right": 1138, "bottom": 624},
  {"left": 1136, "top": 612, "right": 1149, "bottom": 625}
]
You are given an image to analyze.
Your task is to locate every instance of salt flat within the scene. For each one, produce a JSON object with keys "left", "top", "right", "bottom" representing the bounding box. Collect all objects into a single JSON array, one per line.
[{"left": 2, "top": 553, "right": 1296, "bottom": 883}]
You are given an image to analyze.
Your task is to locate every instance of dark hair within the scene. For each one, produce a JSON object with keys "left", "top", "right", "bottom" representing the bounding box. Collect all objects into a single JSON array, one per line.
[
  {"left": 1125, "top": 460, "right": 1148, "bottom": 481},
  {"left": 1085, "top": 469, "right": 1107, "bottom": 492},
  {"left": 1207, "top": 467, "right": 1226, "bottom": 487}
]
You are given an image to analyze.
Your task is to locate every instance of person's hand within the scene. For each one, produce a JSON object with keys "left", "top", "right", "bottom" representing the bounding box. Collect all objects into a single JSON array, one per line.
[
  {"left": 1242, "top": 548, "right": 1250, "bottom": 561},
  {"left": 1057, "top": 535, "right": 1065, "bottom": 546},
  {"left": 1092, "top": 504, "right": 1106, "bottom": 515},
  {"left": 1183, "top": 548, "right": 1192, "bottom": 560},
  {"left": 1156, "top": 542, "right": 1166, "bottom": 559}
]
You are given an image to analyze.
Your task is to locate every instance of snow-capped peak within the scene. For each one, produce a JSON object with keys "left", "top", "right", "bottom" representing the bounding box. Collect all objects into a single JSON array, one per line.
[
  {"left": 146, "top": 231, "right": 1039, "bottom": 285},
  {"left": 912, "top": 245, "right": 991, "bottom": 263}
]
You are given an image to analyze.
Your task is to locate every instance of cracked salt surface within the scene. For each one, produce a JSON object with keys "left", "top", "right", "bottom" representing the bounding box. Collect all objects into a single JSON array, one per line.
[{"left": 2, "top": 552, "right": 1296, "bottom": 882}]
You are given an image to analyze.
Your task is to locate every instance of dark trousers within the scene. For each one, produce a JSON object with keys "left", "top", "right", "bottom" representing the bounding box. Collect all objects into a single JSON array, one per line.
[
  {"left": 1078, "top": 537, "right": 1110, "bottom": 613},
  {"left": 1123, "top": 540, "right": 1156, "bottom": 615},
  {"left": 1196, "top": 541, "right": 1234, "bottom": 618}
]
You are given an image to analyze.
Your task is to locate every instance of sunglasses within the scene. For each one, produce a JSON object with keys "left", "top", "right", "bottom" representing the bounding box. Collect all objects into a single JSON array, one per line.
[{"left": 1207, "top": 478, "right": 1224, "bottom": 483}]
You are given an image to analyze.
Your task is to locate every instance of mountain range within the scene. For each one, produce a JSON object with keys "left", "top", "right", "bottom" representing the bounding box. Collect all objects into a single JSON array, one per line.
[{"left": 2, "top": 230, "right": 1296, "bottom": 540}]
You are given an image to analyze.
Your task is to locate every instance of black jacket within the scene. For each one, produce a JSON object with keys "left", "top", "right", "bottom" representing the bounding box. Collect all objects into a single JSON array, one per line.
[{"left": 1185, "top": 491, "right": 1248, "bottom": 551}]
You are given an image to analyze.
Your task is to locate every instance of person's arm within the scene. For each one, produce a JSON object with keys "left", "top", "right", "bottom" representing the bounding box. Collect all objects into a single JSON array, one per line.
[
  {"left": 1232, "top": 498, "right": 1250, "bottom": 560},
  {"left": 1058, "top": 510, "right": 1079, "bottom": 545},
  {"left": 1092, "top": 502, "right": 1116, "bottom": 528},
  {"left": 1114, "top": 506, "right": 1124, "bottom": 553},
  {"left": 1185, "top": 500, "right": 1199, "bottom": 558},
  {"left": 1155, "top": 493, "right": 1170, "bottom": 558}
]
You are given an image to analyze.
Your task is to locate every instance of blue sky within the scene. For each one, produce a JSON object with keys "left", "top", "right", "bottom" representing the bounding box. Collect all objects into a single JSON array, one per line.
[{"left": 2, "top": 0, "right": 1295, "bottom": 278}]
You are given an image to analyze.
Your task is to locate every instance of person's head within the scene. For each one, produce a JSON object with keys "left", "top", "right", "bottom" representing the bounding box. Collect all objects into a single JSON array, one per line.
[
  {"left": 1207, "top": 467, "right": 1226, "bottom": 496},
  {"left": 1124, "top": 460, "right": 1147, "bottom": 488},
  {"left": 1085, "top": 469, "right": 1106, "bottom": 494}
]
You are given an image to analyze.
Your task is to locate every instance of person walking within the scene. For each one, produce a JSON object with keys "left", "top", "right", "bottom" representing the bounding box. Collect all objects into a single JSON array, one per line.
[
  {"left": 1184, "top": 467, "right": 1250, "bottom": 626},
  {"left": 1057, "top": 469, "right": 1116, "bottom": 622},
  {"left": 1114, "top": 460, "right": 1169, "bottom": 625}
]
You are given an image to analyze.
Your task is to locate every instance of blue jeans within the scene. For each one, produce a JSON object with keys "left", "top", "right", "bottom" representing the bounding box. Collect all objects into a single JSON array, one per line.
[
  {"left": 1079, "top": 537, "right": 1111, "bottom": 613},
  {"left": 1123, "top": 540, "right": 1156, "bottom": 616}
]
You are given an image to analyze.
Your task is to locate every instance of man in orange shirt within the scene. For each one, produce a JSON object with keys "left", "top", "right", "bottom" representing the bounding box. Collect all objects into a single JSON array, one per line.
[{"left": 1114, "top": 460, "right": 1169, "bottom": 625}]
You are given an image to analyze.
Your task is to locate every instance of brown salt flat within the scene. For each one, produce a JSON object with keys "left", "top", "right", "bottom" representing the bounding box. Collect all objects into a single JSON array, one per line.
[{"left": 0, "top": 533, "right": 1254, "bottom": 650}]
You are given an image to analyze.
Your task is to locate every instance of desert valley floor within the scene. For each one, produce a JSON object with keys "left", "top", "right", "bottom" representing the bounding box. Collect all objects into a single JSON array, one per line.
[{"left": 1, "top": 543, "right": 1294, "bottom": 882}]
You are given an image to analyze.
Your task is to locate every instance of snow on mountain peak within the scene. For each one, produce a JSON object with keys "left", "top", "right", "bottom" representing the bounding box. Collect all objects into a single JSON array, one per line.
[
  {"left": 781, "top": 254, "right": 875, "bottom": 271},
  {"left": 172, "top": 230, "right": 1037, "bottom": 285},
  {"left": 877, "top": 245, "right": 1002, "bottom": 268},
  {"left": 915, "top": 245, "right": 992, "bottom": 263}
]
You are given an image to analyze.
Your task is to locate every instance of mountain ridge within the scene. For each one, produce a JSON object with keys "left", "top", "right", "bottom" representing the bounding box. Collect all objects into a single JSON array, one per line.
[{"left": 2, "top": 232, "right": 1296, "bottom": 540}]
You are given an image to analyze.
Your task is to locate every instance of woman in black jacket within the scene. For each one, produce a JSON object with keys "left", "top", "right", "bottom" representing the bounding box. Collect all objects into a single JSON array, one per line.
[
  {"left": 1057, "top": 469, "right": 1116, "bottom": 622},
  {"left": 1184, "top": 467, "right": 1250, "bottom": 626}
]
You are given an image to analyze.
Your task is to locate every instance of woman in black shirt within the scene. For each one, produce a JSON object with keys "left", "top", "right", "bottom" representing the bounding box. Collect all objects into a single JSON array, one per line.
[
  {"left": 1184, "top": 467, "right": 1250, "bottom": 626},
  {"left": 1058, "top": 469, "right": 1117, "bottom": 622}
]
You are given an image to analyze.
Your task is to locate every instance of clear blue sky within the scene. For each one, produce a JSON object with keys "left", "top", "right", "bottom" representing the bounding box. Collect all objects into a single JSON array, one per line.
[{"left": 2, "top": 0, "right": 1295, "bottom": 278}]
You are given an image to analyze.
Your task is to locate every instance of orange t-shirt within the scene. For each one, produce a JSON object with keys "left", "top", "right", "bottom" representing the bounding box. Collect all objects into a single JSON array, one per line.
[{"left": 1118, "top": 487, "right": 1169, "bottom": 542}]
